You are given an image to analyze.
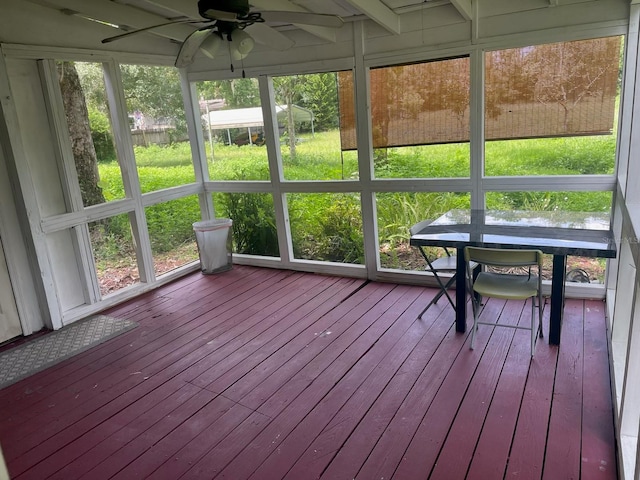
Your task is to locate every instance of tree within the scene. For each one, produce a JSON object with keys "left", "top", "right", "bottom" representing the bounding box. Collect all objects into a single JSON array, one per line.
[
  {"left": 119, "top": 65, "right": 188, "bottom": 137},
  {"left": 196, "top": 78, "right": 260, "bottom": 108},
  {"left": 274, "top": 75, "right": 302, "bottom": 160},
  {"left": 297, "top": 73, "right": 340, "bottom": 131},
  {"left": 57, "top": 61, "right": 106, "bottom": 206},
  {"left": 524, "top": 38, "right": 620, "bottom": 132}
]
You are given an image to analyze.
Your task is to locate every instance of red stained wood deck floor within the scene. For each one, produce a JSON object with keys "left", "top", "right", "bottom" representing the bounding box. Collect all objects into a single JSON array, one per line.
[{"left": 0, "top": 266, "right": 617, "bottom": 479}]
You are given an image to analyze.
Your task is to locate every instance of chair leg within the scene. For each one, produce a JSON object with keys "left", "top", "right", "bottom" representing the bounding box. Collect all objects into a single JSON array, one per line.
[
  {"left": 469, "top": 291, "right": 479, "bottom": 350},
  {"left": 530, "top": 297, "right": 536, "bottom": 357},
  {"left": 538, "top": 293, "right": 544, "bottom": 338},
  {"left": 418, "top": 274, "right": 456, "bottom": 319},
  {"left": 470, "top": 313, "right": 477, "bottom": 350}
]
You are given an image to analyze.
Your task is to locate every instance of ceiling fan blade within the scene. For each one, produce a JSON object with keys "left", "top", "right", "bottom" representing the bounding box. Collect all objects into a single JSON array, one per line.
[
  {"left": 102, "top": 19, "right": 197, "bottom": 44},
  {"left": 245, "top": 22, "right": 295, "bottom": 51},
  {"left": 175, "top": 27, "right": 215, "bottom": 67},
  {"left": 259, "top": 11, "right": 343, "bottom": 28}
]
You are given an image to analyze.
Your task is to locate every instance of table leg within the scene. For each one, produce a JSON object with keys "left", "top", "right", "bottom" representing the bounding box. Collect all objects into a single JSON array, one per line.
[
  {"left": 549, "top": 254, "right": 567, "bottom": 345},
  {"left": 456, "top": 249, "right": 467, "bottom": 332}
]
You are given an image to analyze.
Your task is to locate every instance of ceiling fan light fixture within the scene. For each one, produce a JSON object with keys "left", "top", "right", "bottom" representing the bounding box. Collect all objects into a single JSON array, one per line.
[
  {"left": 200, "top": 32, "right": 223, "bottom": 59},
  {"left": 229, "top": 28, "right": 254, "bottom": 60}
]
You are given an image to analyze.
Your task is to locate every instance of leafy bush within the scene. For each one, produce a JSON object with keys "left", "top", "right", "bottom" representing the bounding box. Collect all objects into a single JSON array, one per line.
[
  {"left": 214, "top": 192, "right": 279, "bottom": 256},
  {"left": 289, "top": 193, "right": 364, "bottom": 264},
  {"left": 89, "top": 215, "right": 133, "bottom": 264},
  {"left": 88, "top": 107, "right": 116, "bottom": 163},
  {"left": 145, "top": 196, "right": 201, "bottom": 254},
  {"left": 376, "top": 192, "right": 471, "bottom": 244}
]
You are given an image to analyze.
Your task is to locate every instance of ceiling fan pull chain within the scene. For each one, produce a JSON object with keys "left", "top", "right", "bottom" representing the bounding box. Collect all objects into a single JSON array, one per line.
[{"left": 227, "top": 41, "right": 235, "bottom": 72}]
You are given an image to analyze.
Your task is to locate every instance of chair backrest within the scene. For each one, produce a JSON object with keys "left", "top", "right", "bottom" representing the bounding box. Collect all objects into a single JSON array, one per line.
[{"left": 464, "top": 246, "right": 543, "bottom": 268}]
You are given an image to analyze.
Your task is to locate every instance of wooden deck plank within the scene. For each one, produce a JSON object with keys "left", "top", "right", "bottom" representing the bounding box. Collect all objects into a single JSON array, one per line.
[
  {"left": 181, "top": 275, "right": 356, "bottom": 386},
  {"left": 543, "top": 299, "right": 585, "bottom": 480},
  {"left": 465, "top": 303, "right": 547, "bottom": 480},
  {"left": 109, "top": 396, "right": 251, "bottom": 480},
  {"left": 46, "top": 384, "right": 208, "bottom": 480},
  {"left": 0, "top": 267, "right": 618, "bottom": 480},
  {"left": 389, "top": 298, "right": 518, "bottom": 480},
  {"left": 12, "top": 379, "right": 201, "bottom": 479},
  {"left": 194, "top": 277, "right": 362, "bottom": 392},
  {"left": 505, "top": 317, "right": 559, "bottom": 479},
  {"left": 227, "top": 282, "right": 400, "bottom": 412},
  {"left": 281, "top": 292, "right": 451, "bottom": 480},
  {"left": 74, "top": 388, "right": 218, "bottom": 480},
  {"left": 0, "top": 267, "right": 280, "bottom": 426},
  {"left": 317, "top": 305, "right": 457, "bottom": 480},
  {"left": 353, "top": 298, "right": 500, "bottom": 480},
  {"left": 212, "top": 281, "right": 398, "bottom": 404},
  {"left": 581, "top": 300, "right": 617, "bottom": 479},
  {"left": 428, "top": 298, "right": 526, "bottom": 480},
  {"left": 3, "top": 270, "right": 304, "bottom": 458},
  {"left": 179, "top": 284, "right": 419, "bottom": 479},
  {"left": 1, "top": 268, "right": 289, "bottom": 411},
  {"left": 248, "top": 287, "right": 430, "bottom": 480}
]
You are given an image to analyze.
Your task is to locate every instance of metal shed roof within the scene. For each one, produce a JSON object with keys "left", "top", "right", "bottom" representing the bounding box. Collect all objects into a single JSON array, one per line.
[{"left": 203, "top": 105, "right": 314, "bottom": 130}]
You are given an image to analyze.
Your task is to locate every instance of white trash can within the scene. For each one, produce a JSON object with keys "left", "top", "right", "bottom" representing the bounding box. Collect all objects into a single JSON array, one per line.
[{"left": 193, "top": 219, "right": 233, "bottom": 274}]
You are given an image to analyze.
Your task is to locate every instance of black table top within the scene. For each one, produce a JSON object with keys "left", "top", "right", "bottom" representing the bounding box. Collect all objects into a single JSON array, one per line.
[{"left": 409, "top": 209, "right": 616, "bottom": 258}]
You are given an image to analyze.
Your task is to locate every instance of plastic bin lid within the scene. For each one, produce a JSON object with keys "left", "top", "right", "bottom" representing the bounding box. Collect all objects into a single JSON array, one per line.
[{"left": 193, "top": 219, "right": 233, "bottom": 231}]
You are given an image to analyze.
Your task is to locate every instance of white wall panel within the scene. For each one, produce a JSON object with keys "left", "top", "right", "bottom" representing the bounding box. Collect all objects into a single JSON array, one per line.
[
  {"left": 45, "top": 230, "right": 85, "bottom": 312},
  {"left": 7, "top": 59, "right": 67, "bottom": 218}
]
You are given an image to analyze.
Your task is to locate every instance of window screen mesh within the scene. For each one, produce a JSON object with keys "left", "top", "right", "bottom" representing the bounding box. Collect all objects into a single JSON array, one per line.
[
  {"left": 337, "top": 36, "right": 620, "bottom": 151},
  {"left": 485, "top": 37, "right": 620, "bottom": 140},
  {"left": 339, "top": 57, "right": 470, "bottom": 150}
]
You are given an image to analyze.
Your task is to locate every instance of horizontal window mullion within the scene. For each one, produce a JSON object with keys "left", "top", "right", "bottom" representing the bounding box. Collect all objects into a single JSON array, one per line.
[
  {"left": 483, "top": 175, "right": 615, "bottom": 191},
  {"left": 41, "top": 198, "right": 136, "bottom": 234}
]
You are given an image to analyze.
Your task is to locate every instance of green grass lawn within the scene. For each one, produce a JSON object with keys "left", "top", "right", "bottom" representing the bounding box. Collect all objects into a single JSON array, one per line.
[{"left": 97, "top": 129, "right": 615, "bottom": 269}]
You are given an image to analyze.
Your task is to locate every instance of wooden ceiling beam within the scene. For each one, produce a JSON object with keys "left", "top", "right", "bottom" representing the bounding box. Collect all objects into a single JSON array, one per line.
[
  {"left": 450, "top": 0, "right": 473, "bottom": 21},
  {"left": 26, "top": 0, "right": 195, "bottom": 41},
  {"left": 343, "top": 0, "right": 400, "bottom": 34}
]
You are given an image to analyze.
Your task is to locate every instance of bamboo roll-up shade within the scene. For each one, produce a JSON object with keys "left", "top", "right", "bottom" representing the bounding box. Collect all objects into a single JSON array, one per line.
[{"left": 338, "top": 36, "right": 621, "bottom": 151}]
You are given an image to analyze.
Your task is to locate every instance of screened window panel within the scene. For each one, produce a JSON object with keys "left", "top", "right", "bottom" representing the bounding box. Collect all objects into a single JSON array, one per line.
[
  {"left": 339, "top": 57, "right": 471, "bottom": 150},
  {"left": 338, "top": 37, "right": 620, "bottom": 151},
  {"left": 485, "top": 36, "right": 621, "bottom": 141}
]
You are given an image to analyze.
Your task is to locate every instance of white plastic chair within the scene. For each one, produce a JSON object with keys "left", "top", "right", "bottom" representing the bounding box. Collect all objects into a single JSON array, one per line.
[{"left": 464, "top": 246, "right": 544, "bottom": 357}]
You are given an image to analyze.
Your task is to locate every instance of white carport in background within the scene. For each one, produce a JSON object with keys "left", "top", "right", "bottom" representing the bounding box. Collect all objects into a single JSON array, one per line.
[{"left": 202, "top": 105, "right": 314, "bottom": 146}]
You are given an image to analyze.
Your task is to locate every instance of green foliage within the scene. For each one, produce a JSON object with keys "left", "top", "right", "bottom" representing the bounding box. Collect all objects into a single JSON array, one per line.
[
  {"left": 486, "top": 191, "right": 612, "bottom": 212},
  {"left": 74, "top": 62, "right": 109, "bottom": 114},
  {"left": 197, "top": 78, "right": 260, "bottom": 108},
  {"left": 90, "top": 215, "right": 133, "bottom": 265},
  {"left": 120, "top": 64, "right": 188, "bottom": 136},
  {"left": 280, "top": 132, "right": 359, "bottom": 180},
  {"left": 97, "top": 129, "right": 615, "bottom": 267},
  {"left": 375, "top": 143, "right": 470, "bottom": 178},
  {"left": 289, "top": 193, "right": 364, "bottom": 264},
  {"left": 485, "top": 136, "right": 615, "bottom": 176},
  {"left": 295, "top": 73, "right": 340, "bottom": 132},
  {"left": 88, "top": 107, "right": 116, "bottom": 162},
  {"left": 214, "top": 192, "right": 279, "bottom": 256},
  {"left": 145, "top": 196, "right": 201, "bottom": 254},
  {"left": 134, "top": 143, "right": 194, "bottom": 168},
  {"left": 376, "top": 192, "right": 471, "bottom": 244},
  {"left": 96, "top": 163, "right": 126, "bottom": 201}
]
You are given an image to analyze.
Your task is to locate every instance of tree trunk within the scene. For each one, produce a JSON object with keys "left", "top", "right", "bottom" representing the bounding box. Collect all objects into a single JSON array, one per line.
[{"left": 57, "top": 61, "right": 106, "bottom": 207}]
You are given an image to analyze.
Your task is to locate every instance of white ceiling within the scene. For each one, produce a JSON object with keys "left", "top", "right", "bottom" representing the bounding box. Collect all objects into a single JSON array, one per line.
[
  {"left": 1, "top": 0, "right": 440, "bottom": 54},
  {"left": 0, "top": 0, "right": 622, "bottom": 63}
]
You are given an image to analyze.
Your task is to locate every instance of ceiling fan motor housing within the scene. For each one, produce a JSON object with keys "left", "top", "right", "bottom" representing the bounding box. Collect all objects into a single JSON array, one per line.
[{"left": 198, "top": 0, "right": 251, "bottom": 20}]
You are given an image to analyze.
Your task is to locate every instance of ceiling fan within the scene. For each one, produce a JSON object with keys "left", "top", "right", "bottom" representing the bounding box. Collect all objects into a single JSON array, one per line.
[{"left": 102, "top": 0, "right": 344, "bottom": 69}]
